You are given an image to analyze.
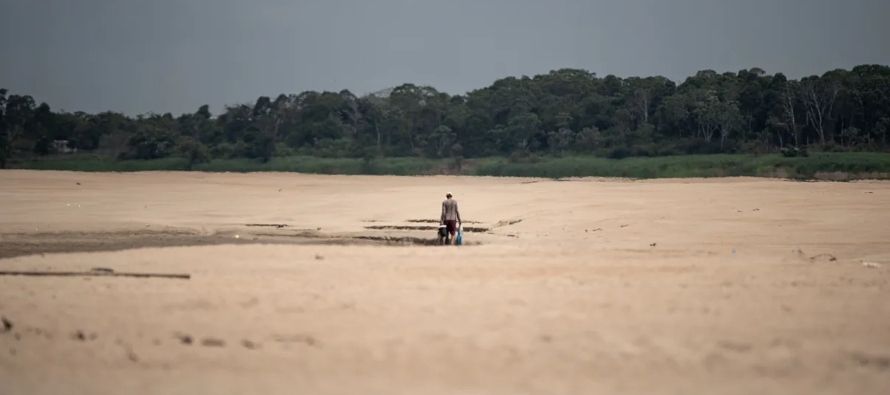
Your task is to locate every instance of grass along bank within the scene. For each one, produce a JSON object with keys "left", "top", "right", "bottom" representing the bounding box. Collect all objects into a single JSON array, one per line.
[
  {"left": 12, "top": 153, "right": 890, "bottom": 180},
  {"left": 473, "top": 153, "right": 890, "bottom": 180},
  {"left": 13, "top": 155, "right": 443, "bottom": 175}
]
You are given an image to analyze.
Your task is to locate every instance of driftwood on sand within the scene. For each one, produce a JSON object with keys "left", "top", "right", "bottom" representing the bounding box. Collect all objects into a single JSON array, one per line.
[{"left": 0, "top": 270, "right": 190, "bottom": 280}]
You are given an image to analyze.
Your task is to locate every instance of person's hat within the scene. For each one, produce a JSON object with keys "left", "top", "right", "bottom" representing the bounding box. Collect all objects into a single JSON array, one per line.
[{"left": 446, "top": 192, "right": 452, "bottom": 197}]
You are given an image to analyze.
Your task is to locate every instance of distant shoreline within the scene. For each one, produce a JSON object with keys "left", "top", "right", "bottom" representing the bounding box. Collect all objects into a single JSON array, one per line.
[{"left": 9, "top": 152, "right": 890, "bottom": 181}]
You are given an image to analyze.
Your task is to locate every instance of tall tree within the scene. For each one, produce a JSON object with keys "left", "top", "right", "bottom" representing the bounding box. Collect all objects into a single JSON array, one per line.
[{"left": 799, "top": 73, "right": 842, "bottom": 144}]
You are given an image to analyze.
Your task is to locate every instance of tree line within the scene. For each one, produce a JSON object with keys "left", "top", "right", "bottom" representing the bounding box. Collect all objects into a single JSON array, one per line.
[{"left": 2, "top": 64, "right": 889, "bottom": 168}]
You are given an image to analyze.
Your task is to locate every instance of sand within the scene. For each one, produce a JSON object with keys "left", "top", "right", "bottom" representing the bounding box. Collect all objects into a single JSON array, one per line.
[{"left": 1, "top": 169, "right": 889, "bottom": 395}]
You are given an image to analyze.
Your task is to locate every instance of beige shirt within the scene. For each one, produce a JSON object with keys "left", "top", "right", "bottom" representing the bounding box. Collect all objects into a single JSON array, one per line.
[{"left": 441, "top": 199, "right": 461, "bottom": 221}]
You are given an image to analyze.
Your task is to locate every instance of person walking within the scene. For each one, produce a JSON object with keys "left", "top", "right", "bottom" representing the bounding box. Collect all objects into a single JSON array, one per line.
[{"left": 440, "top": 192, "right": 462, "bottom": 245}]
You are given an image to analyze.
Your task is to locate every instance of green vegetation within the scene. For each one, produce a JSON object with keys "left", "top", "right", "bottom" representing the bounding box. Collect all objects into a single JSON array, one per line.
[
  {"left": 15, "top": 155, "right": 438, "bottom": 175},
  {"left": 3, "top": 64, "right": 889, "bottom": 180},
  {"left": 15, "top": 152, "right": 890, "bottom": 181}
]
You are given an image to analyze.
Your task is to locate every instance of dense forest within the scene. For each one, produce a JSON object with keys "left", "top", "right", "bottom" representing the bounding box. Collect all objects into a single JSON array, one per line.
[{"left": 2, "top": 64, "right": 889, "bottom": 169}]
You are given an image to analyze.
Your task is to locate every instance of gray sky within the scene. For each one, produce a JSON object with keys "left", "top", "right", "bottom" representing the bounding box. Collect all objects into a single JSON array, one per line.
[{"left": 2, "top": 0, "right": 888, "bottom": 116}]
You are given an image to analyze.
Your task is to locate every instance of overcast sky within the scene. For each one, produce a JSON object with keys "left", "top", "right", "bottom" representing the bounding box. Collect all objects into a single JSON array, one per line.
[{"left": 1, "top": 0, "right": 888, "bottom": 115}]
